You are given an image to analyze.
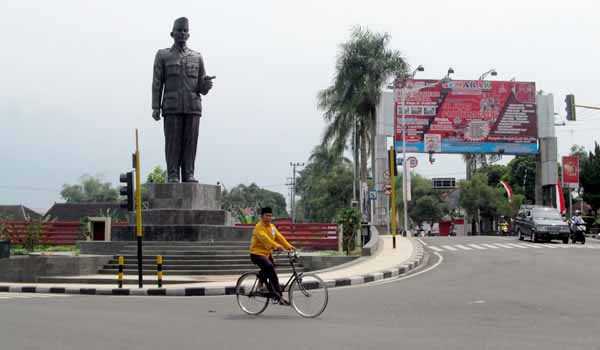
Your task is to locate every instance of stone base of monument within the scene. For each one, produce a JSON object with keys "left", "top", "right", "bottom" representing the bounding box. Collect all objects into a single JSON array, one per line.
[
  {"left": 73, "top": 183, "right": 264, "bottom": 278},
  {"left": 112, "top": 183, "right": 252, "bottom": 242}
]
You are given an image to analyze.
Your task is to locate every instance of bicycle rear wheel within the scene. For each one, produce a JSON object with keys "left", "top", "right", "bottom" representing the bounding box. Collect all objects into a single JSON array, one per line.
[
  {"left": 288, "top": 273, "right": 328, "bottom": 318},
  {"left": 236, "top": 272, "right": 269, "bottom": 315}
]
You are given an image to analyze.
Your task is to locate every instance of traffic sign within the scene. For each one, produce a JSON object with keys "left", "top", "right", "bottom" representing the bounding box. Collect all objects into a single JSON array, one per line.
[
  {"left": 407, "top": 156, "right": 418, "bottom": 169},
  {"left": 383, "top": 170, "right": 390, "bottom": 179},
  {"left": 384, "top": 184, "right": 392, "bottom": 195},
  {"left": 368, "top": 191, "right": 377, "bottom": 200}
]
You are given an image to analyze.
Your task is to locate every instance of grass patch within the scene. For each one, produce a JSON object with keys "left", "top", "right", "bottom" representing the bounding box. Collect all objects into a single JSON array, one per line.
[{"left": 10, "top": 244, "right": 79, "bottom": 256}]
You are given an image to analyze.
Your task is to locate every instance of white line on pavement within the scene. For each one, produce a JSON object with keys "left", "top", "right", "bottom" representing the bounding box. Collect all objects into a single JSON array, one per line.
[
  {"left": 441, "top": 245, "right": 458, "bottom": 251},
  {"left": 364, "top": 252, "right": 444, "bottom": 288},
  {"left": 454, "top": 244, "right": 473, "bottom": 250},
  {"left": 541, "top": 244, "right": 558, "bottom": 248},
  {"left": 481, "top": 244, "right": 500, "bottom": 249},
  {"left": 493, "top": 243, "right": 515, "bottom": 248},
  {"left": 506, "top": 243, "right": 529, "bottom": 248},
  {"left": 417, "top": 238, "right": 428, "bottom": 246},
  {"left": 521, "top": 243, "right": 543, "bottom": 248},
  {"left": 467, "top": 244, "right": 487, "bottom": 250},
  {"left": 428, "top": 246, "right": 444, "bottom": 252}
]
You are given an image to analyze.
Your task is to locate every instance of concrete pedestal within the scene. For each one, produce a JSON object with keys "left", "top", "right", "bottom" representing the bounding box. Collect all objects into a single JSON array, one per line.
[{"left": 114, "top": 183, "right": 244, "bottom": 242}]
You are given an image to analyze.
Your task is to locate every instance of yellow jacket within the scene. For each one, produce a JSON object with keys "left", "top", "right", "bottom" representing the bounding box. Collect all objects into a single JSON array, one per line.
[{"left": 249, "top": 221, "right": 294, "bottom": 256}]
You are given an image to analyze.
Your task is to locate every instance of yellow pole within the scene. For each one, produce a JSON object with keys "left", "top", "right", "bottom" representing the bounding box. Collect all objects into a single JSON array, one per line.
[
  {"left": 135, "top": 129, "right": 143, "bottom": 288},
  {"left": 135, "top": 129, "right": 142, "bottom": 238},
  {"left": 389, "top": 147, "right": 397, "bottom": 247}
]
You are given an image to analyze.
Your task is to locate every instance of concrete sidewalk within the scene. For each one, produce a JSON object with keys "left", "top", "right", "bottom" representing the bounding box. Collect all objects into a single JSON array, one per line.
[{"left": 0, "top": 236, "right": 424, "bottom": 296}]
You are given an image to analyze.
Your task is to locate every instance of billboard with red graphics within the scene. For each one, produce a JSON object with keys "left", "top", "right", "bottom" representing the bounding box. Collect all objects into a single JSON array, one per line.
[
  {"left": 562, "top": 156, "right": 580, "bottom": 187},
  {"left": 394, "top": 79, "right": 538, "bottom": 154}
]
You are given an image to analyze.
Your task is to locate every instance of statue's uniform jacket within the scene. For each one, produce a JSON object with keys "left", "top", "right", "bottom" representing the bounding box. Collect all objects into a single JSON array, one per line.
[
  {"left": 151, "top": 44, "right": 210, "bottom": 181},
  {"left": 152, "top": 45, "right": 209, "bottom": 116}
]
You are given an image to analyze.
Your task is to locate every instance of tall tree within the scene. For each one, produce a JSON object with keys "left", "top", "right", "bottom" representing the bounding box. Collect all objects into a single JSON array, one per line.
[
  {"left": 458, "top": 174, "right": 502, "bottom": 233},
  {"left": 475, "top": 164, "right": 509, "bottom": 187},
  {"left": 146, "top": 166, "right": 167, "bottom": 184},
  {"left": 295, "top": 145, "right": 353, "bottom": 222},
  {"left": 61, "top": 175, "right": 119, "bottom": 203},
  {"left": 506, "top": 156, "right": 536, "bottom": 202},
  {"left": 581, "top": 142, "right": 600, "bottom": 215},
  {"left": 318, "top": 26, "right": 407, "bottom": 203},
  {"left": 222, "top": 183, "right": 288, "bottom": 219}
]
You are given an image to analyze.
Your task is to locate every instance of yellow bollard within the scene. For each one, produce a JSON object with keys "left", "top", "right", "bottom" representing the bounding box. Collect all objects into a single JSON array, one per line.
[
  {"left": 156, "top": 255, "right": 163, "bottom": 288},
  {"left": 117, "top": 256, "right": 124, "bottom": 288}
]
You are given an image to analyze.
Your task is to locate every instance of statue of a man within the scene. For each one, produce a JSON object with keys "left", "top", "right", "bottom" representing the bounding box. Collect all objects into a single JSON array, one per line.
[{"left": 152, "top": 17, "right": 214, "bottom": 183}]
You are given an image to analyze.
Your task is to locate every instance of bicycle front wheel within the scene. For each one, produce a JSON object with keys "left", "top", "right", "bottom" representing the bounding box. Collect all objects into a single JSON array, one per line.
[
  {"left": 236, "top": 272, "right": 269, "bottom": 316},
  {"left": 288, "top": 273, "right": 328, "bottom": 318}
]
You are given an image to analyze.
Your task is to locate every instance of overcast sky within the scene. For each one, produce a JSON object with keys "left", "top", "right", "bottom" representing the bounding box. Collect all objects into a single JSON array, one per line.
[{"left": 1, "top": 0, "right": 599, "bottom": 213}]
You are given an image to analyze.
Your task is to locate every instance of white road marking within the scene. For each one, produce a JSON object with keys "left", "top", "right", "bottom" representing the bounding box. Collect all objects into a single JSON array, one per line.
[
  {"left": 454, "top": 244, "right": 473, "bottom": 250},
  {"left": 428, "top": 246, "right": 444, "bottom": 252},
  {"left": 417, "top": 238, "right": 428, "bottom": 246},
  {"left": 521, "top": 243, "right": 543, "bottom": 248},
  {"left": 441, "top": 245, "right": 458, "bottom": 251},
  {"left": 467, "top": 244, "right": 487, "bottom": 250},
  {"left": 541, "top": 244, "right": 558, "bottom": 248},
  {"left": 0, "top": 293, "right": 68, "bottom": 300},
  {"left": 493, "top": 243, "right": 514, "bottom": 248},
  {"left": 481, "top": 244, "right": 500, "bottom": 249},
  {"left": 506, "top": 243, "right": 529, "bottom": 249}
]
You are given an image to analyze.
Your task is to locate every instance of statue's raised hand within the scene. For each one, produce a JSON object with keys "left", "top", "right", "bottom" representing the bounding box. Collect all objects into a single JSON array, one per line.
[{"left": 152, "top": 109, "right": 161, "bottom": 121}]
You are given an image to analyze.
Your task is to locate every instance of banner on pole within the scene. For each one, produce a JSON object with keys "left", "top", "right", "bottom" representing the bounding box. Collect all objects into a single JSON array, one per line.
[{"left": 561, "top": 156, "right": 579, "bottom": 188}]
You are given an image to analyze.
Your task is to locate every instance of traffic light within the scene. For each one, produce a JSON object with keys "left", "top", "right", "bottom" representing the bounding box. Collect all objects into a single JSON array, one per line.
[
  {"left": 119, "top": 171, "right": 134, "bottom": 211},
  {"left": 565, "top": 94, "right": 576, "bottom": 121}
]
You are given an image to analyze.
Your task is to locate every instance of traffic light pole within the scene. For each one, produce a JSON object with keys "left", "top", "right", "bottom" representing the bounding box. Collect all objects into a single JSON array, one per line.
[{"left": 134, "top": 129, "right": 143, "bottom": 288}]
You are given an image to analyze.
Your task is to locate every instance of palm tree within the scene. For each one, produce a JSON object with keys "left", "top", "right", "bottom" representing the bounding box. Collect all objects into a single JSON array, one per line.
[{"left": 318, "top": 26, "right": 407, "bottom": 208}]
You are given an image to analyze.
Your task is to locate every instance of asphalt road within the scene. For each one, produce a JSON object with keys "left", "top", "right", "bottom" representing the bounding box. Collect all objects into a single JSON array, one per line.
[{"left": 1, "top": 236, "right": 599, "bottom": 350}]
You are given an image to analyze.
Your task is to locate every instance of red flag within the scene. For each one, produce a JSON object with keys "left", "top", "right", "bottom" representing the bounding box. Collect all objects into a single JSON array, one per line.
[
  {"left": 500, "top": 181, "right": 513, "bottom": 202},
  {"left": 556, "top": 182, "right": 566, "bottom": 214}
]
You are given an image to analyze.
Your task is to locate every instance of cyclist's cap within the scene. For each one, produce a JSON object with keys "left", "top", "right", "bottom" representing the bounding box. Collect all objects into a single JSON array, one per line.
[{"left": 260, "top": 207, "right": 273, "bottom": 215}]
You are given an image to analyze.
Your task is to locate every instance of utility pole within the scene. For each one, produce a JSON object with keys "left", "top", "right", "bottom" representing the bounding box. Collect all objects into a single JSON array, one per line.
[{"left": 289, "top": 162, "right": 304, "bottom": 223}]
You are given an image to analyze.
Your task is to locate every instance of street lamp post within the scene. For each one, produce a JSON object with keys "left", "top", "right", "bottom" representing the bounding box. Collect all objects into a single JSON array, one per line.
[{"left": 290, "top": 162, "right": 304, "bottom": 223}]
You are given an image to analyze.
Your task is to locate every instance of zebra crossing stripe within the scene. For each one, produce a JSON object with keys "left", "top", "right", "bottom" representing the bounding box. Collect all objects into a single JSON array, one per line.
[
  {"left": 481, "top": 244, "right": 500, "bottom": 249},
  {"left": 494, "top": 243, "right": 514, "bottom": 248},
  {"left": 467, "top": 244, "right": 487, "bottom": 250},
  {"left": 429, "top": 246, "right": 444, "bottom": 252},
  {"left": 521, "top": 243, "right": 543, "bottom": 248},
  {"left": 441, "top": 245, "right": 458, "bottom": 251},
  {"left": 454, "top": 244, "right": 473, "bottom": 250},
  {"left": 506, "top": 243, "right": 528, "bottom": 248}
]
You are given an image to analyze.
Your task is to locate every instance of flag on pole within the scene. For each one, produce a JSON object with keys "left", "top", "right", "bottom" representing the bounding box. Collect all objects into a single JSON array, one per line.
[
  {"left": 556, "top": 182, "right": 566, "bottom": 215},
  {"left": 500, "top": 181, "right": 513, "bottom": 202}
]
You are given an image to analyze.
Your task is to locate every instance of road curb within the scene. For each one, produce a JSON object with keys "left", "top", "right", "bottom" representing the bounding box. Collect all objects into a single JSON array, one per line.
[{"left": 0, "top": 240, "right": 425, "bottom": 297}]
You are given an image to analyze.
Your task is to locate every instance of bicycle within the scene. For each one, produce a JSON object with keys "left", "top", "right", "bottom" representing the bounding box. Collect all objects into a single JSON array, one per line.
[{"left": 235, "top": 250, "right": 328, "bottom": 318}]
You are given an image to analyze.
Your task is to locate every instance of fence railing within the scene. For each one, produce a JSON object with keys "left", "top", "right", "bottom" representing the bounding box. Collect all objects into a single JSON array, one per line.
[
  {"left": 0, "top": 221, "right": 80, "bottom": 245},
  {"left": 237, "top": 223, "right": 339, "bottom": 251}
]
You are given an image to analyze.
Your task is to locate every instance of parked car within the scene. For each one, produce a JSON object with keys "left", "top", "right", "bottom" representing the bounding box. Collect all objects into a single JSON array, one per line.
[{"left": 513, "top": 205, "right": 570, "bottom": 243}]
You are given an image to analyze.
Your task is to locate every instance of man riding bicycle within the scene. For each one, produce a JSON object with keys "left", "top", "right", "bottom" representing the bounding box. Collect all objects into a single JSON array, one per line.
[{"left": 249, "top": 207, "right": 295, "bottom": 305}]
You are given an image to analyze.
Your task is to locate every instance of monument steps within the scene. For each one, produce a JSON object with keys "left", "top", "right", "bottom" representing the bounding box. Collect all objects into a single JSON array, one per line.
[
  {"left": 97, "top": 268, "right": 297, "bottom": 276},
  {"left": 108, "top": 258, "right": 289, "bottom": 265},
  {"left": 98, "top": 240, "right": 303, "bottom": 276}
]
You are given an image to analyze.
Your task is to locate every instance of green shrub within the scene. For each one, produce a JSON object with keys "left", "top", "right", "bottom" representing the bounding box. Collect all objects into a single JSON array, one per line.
[
  {"left": 336, "top": 208, "right": 361, "bottom": 255},
  {"left": 24, "top": 219, "right": 43, "bottom": 251}
]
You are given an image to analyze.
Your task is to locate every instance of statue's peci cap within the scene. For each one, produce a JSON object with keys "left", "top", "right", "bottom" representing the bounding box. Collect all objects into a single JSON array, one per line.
[{"left": 172, "top": 17, "right": 189, "bottom": 31}]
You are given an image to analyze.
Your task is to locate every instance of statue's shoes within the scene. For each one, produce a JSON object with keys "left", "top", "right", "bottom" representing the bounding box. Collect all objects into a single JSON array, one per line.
[
  {"left": 167, "top": 178, "right": 180, "bottom": 183},
  {"left": 182, "top": 177, "right": 199, "bottom": 183}
]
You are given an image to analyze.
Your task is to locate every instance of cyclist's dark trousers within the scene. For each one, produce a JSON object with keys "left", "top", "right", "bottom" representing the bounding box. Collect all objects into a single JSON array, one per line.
[{"left": 250, "top": 254, "right": 281, "bottom": 299}]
